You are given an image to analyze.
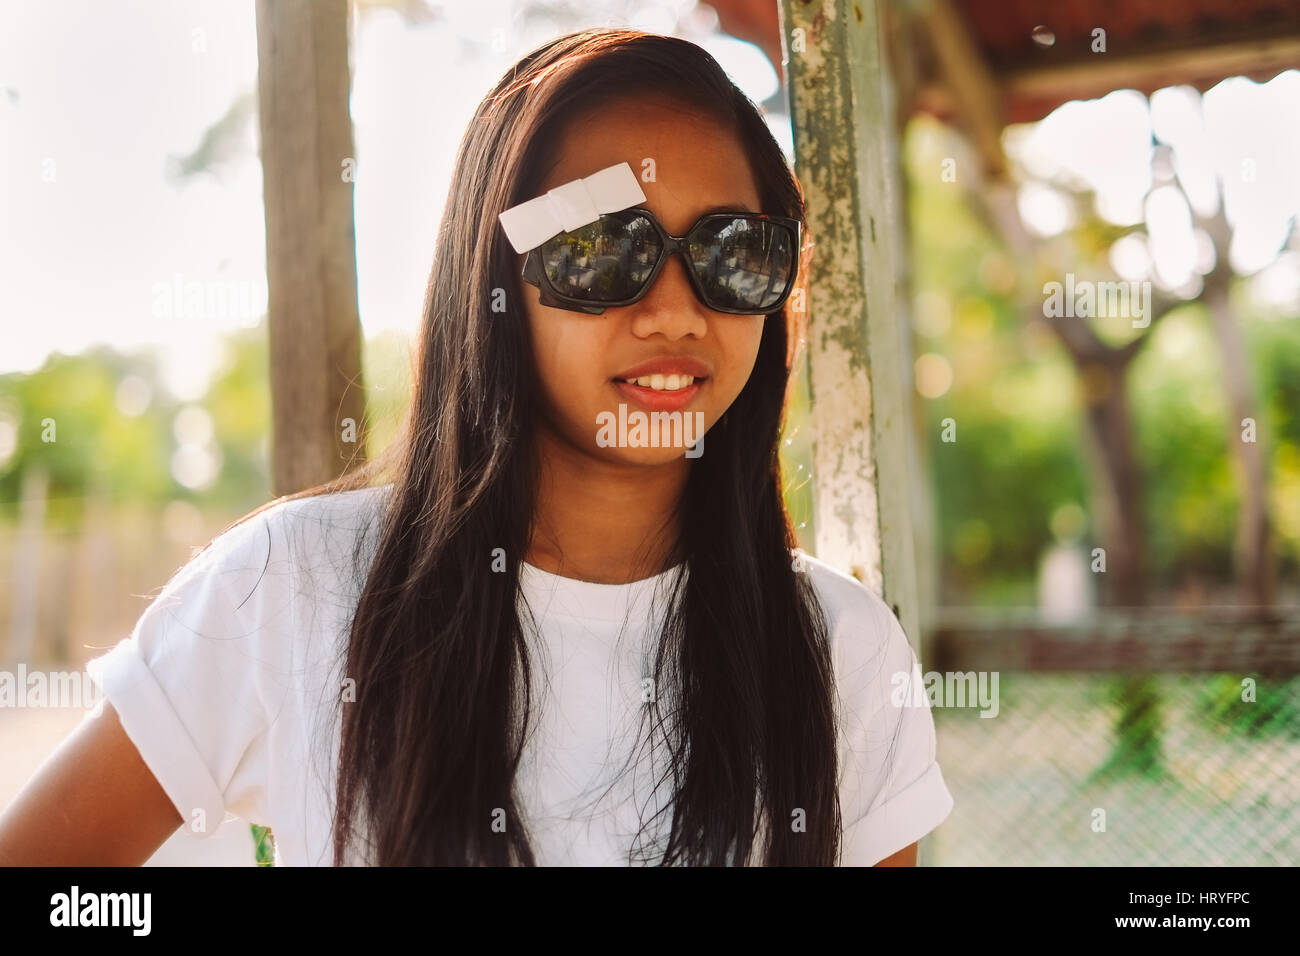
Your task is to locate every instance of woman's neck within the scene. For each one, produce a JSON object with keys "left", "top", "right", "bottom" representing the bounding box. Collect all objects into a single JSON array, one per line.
[{"left": 526, "top": 429, "right": 688, "bottom": 585}]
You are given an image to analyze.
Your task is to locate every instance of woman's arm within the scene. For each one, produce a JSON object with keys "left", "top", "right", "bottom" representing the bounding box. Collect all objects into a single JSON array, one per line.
[
  {"left": 873, "top": 841, "right": 918, "bottom": 866},
  {"left": 0, "top": 701, "right": 182, "bottom": 865}
]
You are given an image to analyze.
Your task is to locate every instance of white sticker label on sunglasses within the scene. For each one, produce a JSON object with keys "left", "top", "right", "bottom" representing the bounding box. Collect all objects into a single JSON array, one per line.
[{"left": 498, "top": 161, "right": 647, "bottom": 254}]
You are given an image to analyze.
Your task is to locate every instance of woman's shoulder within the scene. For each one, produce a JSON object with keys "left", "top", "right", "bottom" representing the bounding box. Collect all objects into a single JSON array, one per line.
[
  {"left": 122, "top": 483, "right": 395, "bottom": 647},
  {"left": 793, "top": 551, "right": 908, "bottom": 655},
  {"left": 792, "top": 551, "right": 924, "bottom": 712},
  {"left": 187, "top": 484, "right": 394, "bottom": 585},
  {"left": 84, "top": 484, "right": 394, "bottom": 840},
  {"left": 793, "top": 552, "right": 955, "bottom": 862},
  {"left": 269, "top": 482, "right": 395, "bottom": 527}
]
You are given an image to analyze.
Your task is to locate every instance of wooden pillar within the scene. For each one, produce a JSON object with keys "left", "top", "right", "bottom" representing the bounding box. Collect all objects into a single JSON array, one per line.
[
  {"left": 778, "top": 0, "right": 926, "bottom": 646},
  {"left": 255, "top": 0, "right": 366, "bottom": 496}
]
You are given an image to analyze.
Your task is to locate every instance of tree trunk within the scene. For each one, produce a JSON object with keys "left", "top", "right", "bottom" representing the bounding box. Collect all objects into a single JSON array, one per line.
[
  {"left": 256, "top": 0, "right": 367, "bottom": 496},
  {"left": 1077, "top": 358, "right": 1148, "bottom": 608},
  {"left": 1204, "top": 276, "right": 1275, "bottom": 608}
]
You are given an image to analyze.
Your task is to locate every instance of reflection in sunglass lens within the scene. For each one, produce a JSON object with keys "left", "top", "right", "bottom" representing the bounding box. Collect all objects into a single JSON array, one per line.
[
  {"left": 539, "top": 210, "right": 661, "bottom": 302},
  {"left": 686, "top": 217, "right": 795, "bottom": 312}
]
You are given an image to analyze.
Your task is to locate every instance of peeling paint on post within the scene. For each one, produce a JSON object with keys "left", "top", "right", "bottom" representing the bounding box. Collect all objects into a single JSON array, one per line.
[{"left": 779, "top": 0, "right": 923, "bottom": 647}]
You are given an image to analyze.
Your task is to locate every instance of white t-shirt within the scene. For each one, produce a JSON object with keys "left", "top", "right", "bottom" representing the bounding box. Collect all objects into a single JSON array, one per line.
[{"left": 87, "top": 484, "right": 953, "bottom": 865}]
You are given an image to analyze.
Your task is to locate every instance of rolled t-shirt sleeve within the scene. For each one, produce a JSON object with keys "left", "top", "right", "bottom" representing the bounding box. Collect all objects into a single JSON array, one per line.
[
  {"left": 833, "top": 592, "right": 954, "bottom": 866},
  {"left": 87, "top": 510, "right": 294, "bottom": 838}
]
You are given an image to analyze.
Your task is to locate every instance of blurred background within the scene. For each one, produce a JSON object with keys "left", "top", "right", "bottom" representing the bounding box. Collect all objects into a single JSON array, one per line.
[{"left": 1, "top": 0, "right": 1297, "bottom": 865}]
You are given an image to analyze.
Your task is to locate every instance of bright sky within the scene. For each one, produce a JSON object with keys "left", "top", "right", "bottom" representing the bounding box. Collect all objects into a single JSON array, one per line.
[{"left": 1, "top": 0, "right": 1295, "bottom": 402}]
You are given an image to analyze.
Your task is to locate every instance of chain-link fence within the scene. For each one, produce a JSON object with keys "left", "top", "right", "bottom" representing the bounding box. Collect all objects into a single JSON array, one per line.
[{"left": 929, "top": 672, "right": 1300, "bottom": 865}]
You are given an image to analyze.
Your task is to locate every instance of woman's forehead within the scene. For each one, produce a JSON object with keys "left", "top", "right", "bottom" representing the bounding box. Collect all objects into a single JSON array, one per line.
[{"left": 536, "top": 102, "right": 763, "bottom": 228}]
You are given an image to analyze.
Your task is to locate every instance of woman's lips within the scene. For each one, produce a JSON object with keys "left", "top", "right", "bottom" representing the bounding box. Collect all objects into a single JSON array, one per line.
[{"left": 612, "top": 378, "right": 703, "bottom": 412}]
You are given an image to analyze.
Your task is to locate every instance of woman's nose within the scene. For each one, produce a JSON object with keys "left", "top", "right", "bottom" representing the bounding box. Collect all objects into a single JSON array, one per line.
[{"left": 628, "top": 250, "right": 709, "bottom": 340}]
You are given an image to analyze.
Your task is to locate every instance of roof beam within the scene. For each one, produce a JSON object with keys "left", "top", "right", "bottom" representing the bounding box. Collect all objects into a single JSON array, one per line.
[{"left": 917, "top": 0, "right": 1007, "bottom": 177}]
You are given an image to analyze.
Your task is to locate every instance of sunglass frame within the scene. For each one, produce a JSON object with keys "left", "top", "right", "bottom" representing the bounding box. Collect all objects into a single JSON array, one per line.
[{"left": 518, "top": 207, "right": 804, "bottom": 316}]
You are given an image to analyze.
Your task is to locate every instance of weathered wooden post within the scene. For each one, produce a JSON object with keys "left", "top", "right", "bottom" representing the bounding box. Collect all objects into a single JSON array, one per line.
[
  {"left": 778, "top": 0, "right": 929, "bottom": 646},
  {"left": 255, "top": 0, "right": 366, "bottom": 496}
]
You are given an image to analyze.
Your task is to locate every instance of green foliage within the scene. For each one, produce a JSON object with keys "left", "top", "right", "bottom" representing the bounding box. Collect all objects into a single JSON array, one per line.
[
  {"left": 901, "top": 114, "right": 1300, "bottom": 605},
  {"left": 1252, "top": 316, "right": 1300, "bottom": 448},
  {"left": 360, "top": 329, "right": 415, "bottom": 458},
  {"left": 1196, "top": 675, "right": 1300, "bottom": 740},
  {"left": 0, "top": 322, "right": 443, "bottom": 532},
  {"left": 1089, "top": 675, "right": 1168, "bottom": 782},
  {"left": 928, "top": 393, "right": 1091, "bottom": 592},
  {"left": 1129, "top": 307, "right": 1237, "bottom": 577},
  {"left": 781, "top": 348, "right": 815, "bottom": 551},
  {"left": 0, "top": 349, "right": 174, "bottom": 525},
  {"left": 204, "top": 324, "right": 273, "bottom": 506},
  {"left": 251, "top": 824, "right": 276, "bottom": 866}
]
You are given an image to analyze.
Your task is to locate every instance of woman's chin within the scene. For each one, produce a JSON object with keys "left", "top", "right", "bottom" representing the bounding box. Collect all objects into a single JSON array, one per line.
[
  {"left": 626, "top": 445, "right": 700, "bottom": 466},
  {"left": 589, "top": 402, "right": 712, "bottom": 464}
]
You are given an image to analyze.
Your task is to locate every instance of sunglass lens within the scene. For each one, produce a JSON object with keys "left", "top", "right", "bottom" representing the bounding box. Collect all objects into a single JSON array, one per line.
[
  {"left": 539, "top": 210, "right": 661, "bottom": 302},
  {"left": 687, "top": 217, "right": 795, "bottom": 312}
]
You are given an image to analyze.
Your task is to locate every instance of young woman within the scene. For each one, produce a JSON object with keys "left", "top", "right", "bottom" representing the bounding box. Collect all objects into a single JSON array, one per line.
[{"left": 0, "top": 29, "right": 952, "bottom": 866}]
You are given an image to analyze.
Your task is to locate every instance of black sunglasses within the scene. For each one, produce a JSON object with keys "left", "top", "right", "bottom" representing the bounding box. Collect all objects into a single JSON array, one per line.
[{"left": 519, "top": 206, "right": 803, "bottom": 315}]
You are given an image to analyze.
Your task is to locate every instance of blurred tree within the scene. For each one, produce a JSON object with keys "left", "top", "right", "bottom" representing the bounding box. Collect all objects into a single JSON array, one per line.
[{"left": 0, "top": 349, "right": 175, "bottom": 526}]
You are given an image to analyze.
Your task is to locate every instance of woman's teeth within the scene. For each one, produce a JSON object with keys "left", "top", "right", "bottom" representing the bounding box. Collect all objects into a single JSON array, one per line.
[{"left": 619, "top": 374, "right": 696, "bottom": 391}]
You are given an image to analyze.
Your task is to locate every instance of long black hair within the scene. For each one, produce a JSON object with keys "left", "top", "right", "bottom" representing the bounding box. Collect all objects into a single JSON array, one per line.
[{"left": 233, "top": 28, "right": 838, "bottom": 865}]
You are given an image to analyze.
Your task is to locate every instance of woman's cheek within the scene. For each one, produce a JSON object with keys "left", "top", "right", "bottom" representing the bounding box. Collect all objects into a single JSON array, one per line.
[{"left": 544, "top": 345, "right": 608, "bottom": 447}]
